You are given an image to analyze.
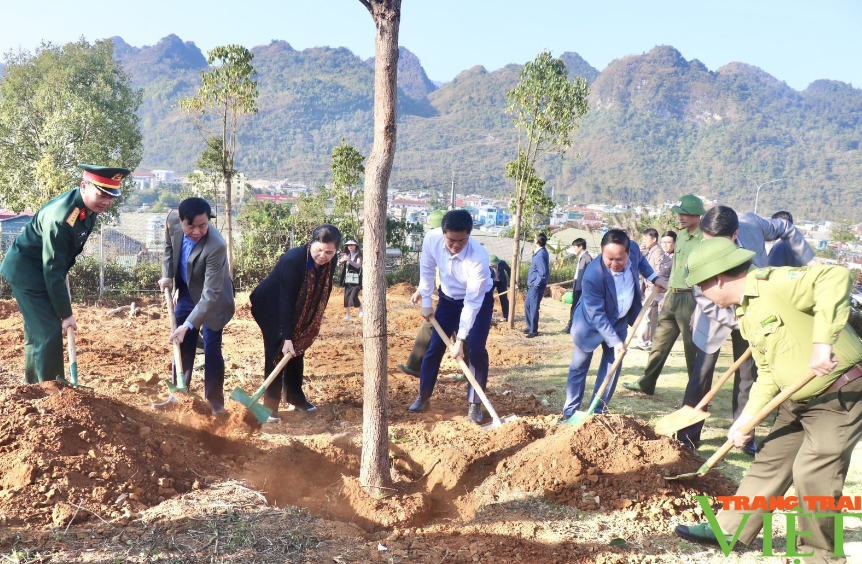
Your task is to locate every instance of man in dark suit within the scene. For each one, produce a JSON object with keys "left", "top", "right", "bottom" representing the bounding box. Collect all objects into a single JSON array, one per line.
[
  {"left": 524, "top": 232, "right": 550, "bottom": 338},
  {"left": 154, "top": 198, "right": 235, "bottom": 416},
  {"left": 489, "top": 255, "right": 511, "bottom": 319},
  {"left": 562, "top": 230, "right": 665, "bottom": 418},
  {"left": 562, "top": 238, "right": 592, "bottom": 334}
]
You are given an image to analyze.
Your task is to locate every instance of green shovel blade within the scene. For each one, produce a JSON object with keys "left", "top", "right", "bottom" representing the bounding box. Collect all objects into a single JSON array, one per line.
[
  {"left": 229, "top": 386, "right": 272, "bottom": 424},
  {"left": 664, "top": 462, "right": 710, "bottom": 481},
  {"left": 164, "top": 378, "right": 192, "bottom": 395},
  {"left": 564, "top": 395, "right": 602, "bottom": 426}
]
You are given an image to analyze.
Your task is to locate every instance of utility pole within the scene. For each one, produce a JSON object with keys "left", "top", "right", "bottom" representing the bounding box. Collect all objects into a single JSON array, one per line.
[
  {"left": 745, "top": 176, "right": 784, "bottom": 215},
  {"left": 450, "top": 177, "right": 456, "bottom": 210}
]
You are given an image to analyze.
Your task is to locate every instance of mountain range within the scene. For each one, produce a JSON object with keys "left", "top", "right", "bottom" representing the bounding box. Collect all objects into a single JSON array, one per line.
[{"left": 110, "top": 35, "right": 862, "bottom": 218}]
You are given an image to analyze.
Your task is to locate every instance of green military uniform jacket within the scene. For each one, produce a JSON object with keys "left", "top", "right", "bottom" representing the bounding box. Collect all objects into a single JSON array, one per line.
[
  {"left": 0, "top": 188, "right": 96, "bottom": 318},
  {"left": 668, "top": 227, "right": 703, "bottom": 290},
  {"left": 737, "top": 265, "right": 862, "bottom": 414}
]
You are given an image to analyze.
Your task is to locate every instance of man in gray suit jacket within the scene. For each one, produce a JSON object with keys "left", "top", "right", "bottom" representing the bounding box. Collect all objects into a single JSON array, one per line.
[
  {"left": 634, "top": 229, "right": 672, "bottom": 349},
  {"left": 679, "top": 206, "right": 813, "bottom": 452},
  {"left": 562, "top": 238, "right": 593, "bottom": 333},
  {"left": 154, "top": 198, "right": 235, "bottom": 415}
]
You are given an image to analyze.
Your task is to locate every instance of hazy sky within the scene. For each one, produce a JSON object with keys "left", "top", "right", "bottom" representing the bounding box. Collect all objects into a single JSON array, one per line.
[{"left": 1, "top": 0, "right": 860, "bottom": 90}]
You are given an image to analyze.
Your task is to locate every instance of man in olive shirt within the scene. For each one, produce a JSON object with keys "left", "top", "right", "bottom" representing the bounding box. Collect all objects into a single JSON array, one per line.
[
  {"left": 675, "top": 238, "right": 862, "bottom": 562},
  {"left": 624, "top": 194, "right": 705, "bottom": 395},
  {"left": 0, "top": 164, "right": 128, "bottom": 383}
]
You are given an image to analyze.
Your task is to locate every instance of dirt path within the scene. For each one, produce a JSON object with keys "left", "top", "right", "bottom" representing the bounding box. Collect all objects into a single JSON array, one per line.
[{"left": 0, "top": 286, "right": 738, "bottom": 563}]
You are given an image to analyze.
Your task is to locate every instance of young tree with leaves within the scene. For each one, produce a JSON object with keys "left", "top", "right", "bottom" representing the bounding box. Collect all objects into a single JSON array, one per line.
[
  {"left": 504, "top": 51, "right": 589, "bottom": 328},
  {"left": 180, "top": 45, "right": 259, "bottom": 278},
  {"left": 185, "top": 138, "right": 226, "bottom": 227},
  {"left": 357, "top": 0, "right": 401, "bottom": 497},
  {"left": 504, "top": 158, "right": 554, "bottom": 247},
  {"left": 330, "top": 139, "right": 366, "bottom": 243},
  {"left": 0, "top": 39, "right": 142, "bottom": 215}
]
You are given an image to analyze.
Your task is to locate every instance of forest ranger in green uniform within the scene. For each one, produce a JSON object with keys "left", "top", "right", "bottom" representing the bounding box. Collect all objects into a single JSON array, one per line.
[
  {"left": 674, "top": 237, "right": 862, "bottom": 563},
  {"left": 0, "top": 164, "right": 129, "bottom": 384}
]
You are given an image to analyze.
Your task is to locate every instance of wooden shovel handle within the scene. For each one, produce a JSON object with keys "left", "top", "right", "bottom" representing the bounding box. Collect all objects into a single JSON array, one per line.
[
  {"left": 66, "top": 327, "right": 77, "bottom": 363},
  {"left": 702, "top": 369, "right": 819, "bottom": 471},
  {"left": 592, "top": 286, "right": 660, "bottom": 401},
  {"left": 164, "top": 287, "right": 184, "bottom": 376},
  {"left": 692, "top": 347, "right": 753, "bottom": 411},
  {"left": 428, "top": 316, "right": 503, "bottom": 424},
  {"left": 261, "top": 349, "right": 295, "bottom": 392}
]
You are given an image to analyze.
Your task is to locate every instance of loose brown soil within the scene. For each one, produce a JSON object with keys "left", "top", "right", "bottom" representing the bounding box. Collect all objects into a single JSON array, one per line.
[{"left": 0, "top": 286, "right": 736, "bottom": 563}]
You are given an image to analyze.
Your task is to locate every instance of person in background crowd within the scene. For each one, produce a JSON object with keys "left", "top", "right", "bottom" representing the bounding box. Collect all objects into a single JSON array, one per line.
[
  {"left": 562, "top": 238, "right": 592, "bottom": 334},
  {"left": 409, "top": 210, "right": 494, "bottom": 424},
  {"left": 154, "top": 198, "right": 235, "bottom": 417},
  {"left": 489, "top": 255, "right": 511, "bottom": 320},
  {"left": 249, "top": 224, "right": 342, "bottom": 422},
  {"left": 633, "top": 228, "right": 672, "bottom": 351},
  {"left": 338, "top": 239, "right": 363, "bottom": 320},
  {"left": 523, "top": 232, "right": 550, "bottom": 338},
  {"left": 660, "top": 231, "right": 677, "bottom": 256},
  {"left": 767, "top": 211, "right": 806, "bottom": 267},
  {"left": 623, "top": 195, "right": 705, "bottom": 396}
]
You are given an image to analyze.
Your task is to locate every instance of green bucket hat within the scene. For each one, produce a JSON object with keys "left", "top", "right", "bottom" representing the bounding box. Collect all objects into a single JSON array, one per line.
[
  {"left": 686, "top": 238, "right": 755, "bottom": 286},
  {"left": 489, "top": 255, "right": 500, "bottom": 266},
  {"left": 670, "top": 194, "right": 706, "bottom": 216},
  {"left": 426, "top": 210, "right": 444, "bottom": 229}
]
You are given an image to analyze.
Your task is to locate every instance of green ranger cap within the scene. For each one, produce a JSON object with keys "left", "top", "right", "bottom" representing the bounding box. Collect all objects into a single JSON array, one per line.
[
  {"left": 686, "top": 237, "right": 755, "bottom": 286},
  {"left": 426, "top": 210, "right": 444, "bottom": 229},
  {"left": 489, "top": 255, "right": 500, "bottom": 266},
  {"left": 670, "top": 194, "right": 706, "bottom": 216}
]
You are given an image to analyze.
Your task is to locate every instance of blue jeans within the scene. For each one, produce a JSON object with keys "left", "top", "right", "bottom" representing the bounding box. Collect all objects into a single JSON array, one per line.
[
  {"left": 419, "top": 289, "right": 494, "bottom": 404},
  {"left": 562, "top": 341, "right": 622, "bottom": 418},
  {"left": 524, "top": 283, "right": 546, "bottom": 333},
  {"left": 173, "top": 279, "right": 226, "bottom": 409}
]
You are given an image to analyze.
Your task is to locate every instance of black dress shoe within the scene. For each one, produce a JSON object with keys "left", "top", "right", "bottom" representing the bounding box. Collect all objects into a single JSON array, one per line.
[
  {"left": 294, "top": 401, "right": 317, "bottom": 413},
  {"left": 408, "top": 396, "right": 431, "bottom": 413},
  {"left": 521, "top": 329, "right": 530, "bottom": 334},
  {"left": 526, "top": 332, "right": 539, "bottom": 339},
  {"left": 468, "top": 403, "right": 484, "bottom": 424},
  {"left": 742, "top": 440, "right": 758, "bottom": 457},
  {"left": 561, "top": 325, "right": 572, "bottom": 334}
]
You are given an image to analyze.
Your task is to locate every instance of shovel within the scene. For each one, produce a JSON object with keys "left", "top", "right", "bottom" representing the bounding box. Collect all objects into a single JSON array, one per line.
[
  {"left": 230, "top": 351, "right": 294, "bottom": 424},
  {"left": 162, "top": 287, "right": 191, "bottom": 396},
  {"left": 56, "top": 277, "right": 92, "bottom": 390},
  {"left": 654, "top": 347, "right": 753, "bottom": 436},
  {"left": 565, "top": 286, "right": 660, "bottom": 427},
  {"left": 56, "top": 327, "right": 94, "bottom": 391},
  {"left": 665, "top": 368, "right": 819, "bottom": 480},
  {"left": 428, "top": 316, "right": 517, "bottom": 431}
]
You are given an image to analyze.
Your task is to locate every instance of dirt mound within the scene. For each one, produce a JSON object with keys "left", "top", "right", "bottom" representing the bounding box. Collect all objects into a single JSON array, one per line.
[
  {"left": 0, "top": 300, "right": 19, "bottom": 320},
  {"left": 388, "top": 283, "right": 417, "bottom": 298},
  {"left": 0, "top": 382, "right": 257, "bottom": 528},
  {"left": 488, "top": 414, "right": 735, "bottom": 519}
]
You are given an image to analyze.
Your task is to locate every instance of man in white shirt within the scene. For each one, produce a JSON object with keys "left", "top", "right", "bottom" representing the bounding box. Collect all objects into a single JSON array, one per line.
[{"left": 409, "top": 210, "right": 494, "bottom": 424}]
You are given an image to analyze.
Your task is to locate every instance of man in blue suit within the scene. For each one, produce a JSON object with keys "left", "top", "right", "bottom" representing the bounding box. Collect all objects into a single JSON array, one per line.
[
  {"left": 562, "top": 229, "right": 666, "bottom": 419},
  {"left": 524, "top": 233, "right": 550, "bottom": 338}
]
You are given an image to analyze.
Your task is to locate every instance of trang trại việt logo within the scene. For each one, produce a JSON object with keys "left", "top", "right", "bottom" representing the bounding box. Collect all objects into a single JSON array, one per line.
[{"left": 695, "top": 495, "right": 861, "bottom": 559}]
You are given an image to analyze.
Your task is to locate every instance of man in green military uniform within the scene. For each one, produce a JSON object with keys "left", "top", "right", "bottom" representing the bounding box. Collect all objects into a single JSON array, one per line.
[
  {"left": 623, "top": 194, "right": 705, "bottom": 395},
  {"left": 675, "top": 237, "right": 862, "bottom": 563},
  {"left": 0, "top": 164, "right": 128, "bottom": 383}
]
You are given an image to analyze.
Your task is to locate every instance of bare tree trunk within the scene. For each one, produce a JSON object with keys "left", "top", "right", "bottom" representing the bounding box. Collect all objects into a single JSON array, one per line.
[
  {"left": 224, "top": 174, "right": 234, "bottom": 278},
  {"left": 506, "top": 198, "right": 524, "bottom": 328},
  {"left": 359, "top": 0, "right": 400, "bottom": 496}
]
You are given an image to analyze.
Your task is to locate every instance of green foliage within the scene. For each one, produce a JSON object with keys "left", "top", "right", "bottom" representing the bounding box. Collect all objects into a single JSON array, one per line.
[
  {"left": 637, "top": 209, "right": 680, "bottom": 239},
  {"left": 68, "top": 255, "right": 161, "bottom": 299},
  {"left": 0, "top": 39, "right": 142, "bottom": 215},
  {"left": 328, "top": 139, "right": 365, "bottom": 243},
  {"left": 185, "top": 137, "right": 226, "bottom": 225},
  {"left": 234, "top": 199, "right": 291, "bottom": 288},
  {"left": 505, "top": 157, "right": 553, "bottom": 240},
  {"left": 386, "top": 217, "right": 424, "bottom": 253},
  {"left": 285, "top": 189, "right": 330, "bottom": 244}
]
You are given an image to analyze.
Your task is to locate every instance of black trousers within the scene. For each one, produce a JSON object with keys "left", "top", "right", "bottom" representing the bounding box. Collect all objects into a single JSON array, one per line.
[
  {"left": 677, "top": 329, "right": 757, "bottom": 446},
  {"left": 261, "top": 331, "right": 307, "bottom": 406}
]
